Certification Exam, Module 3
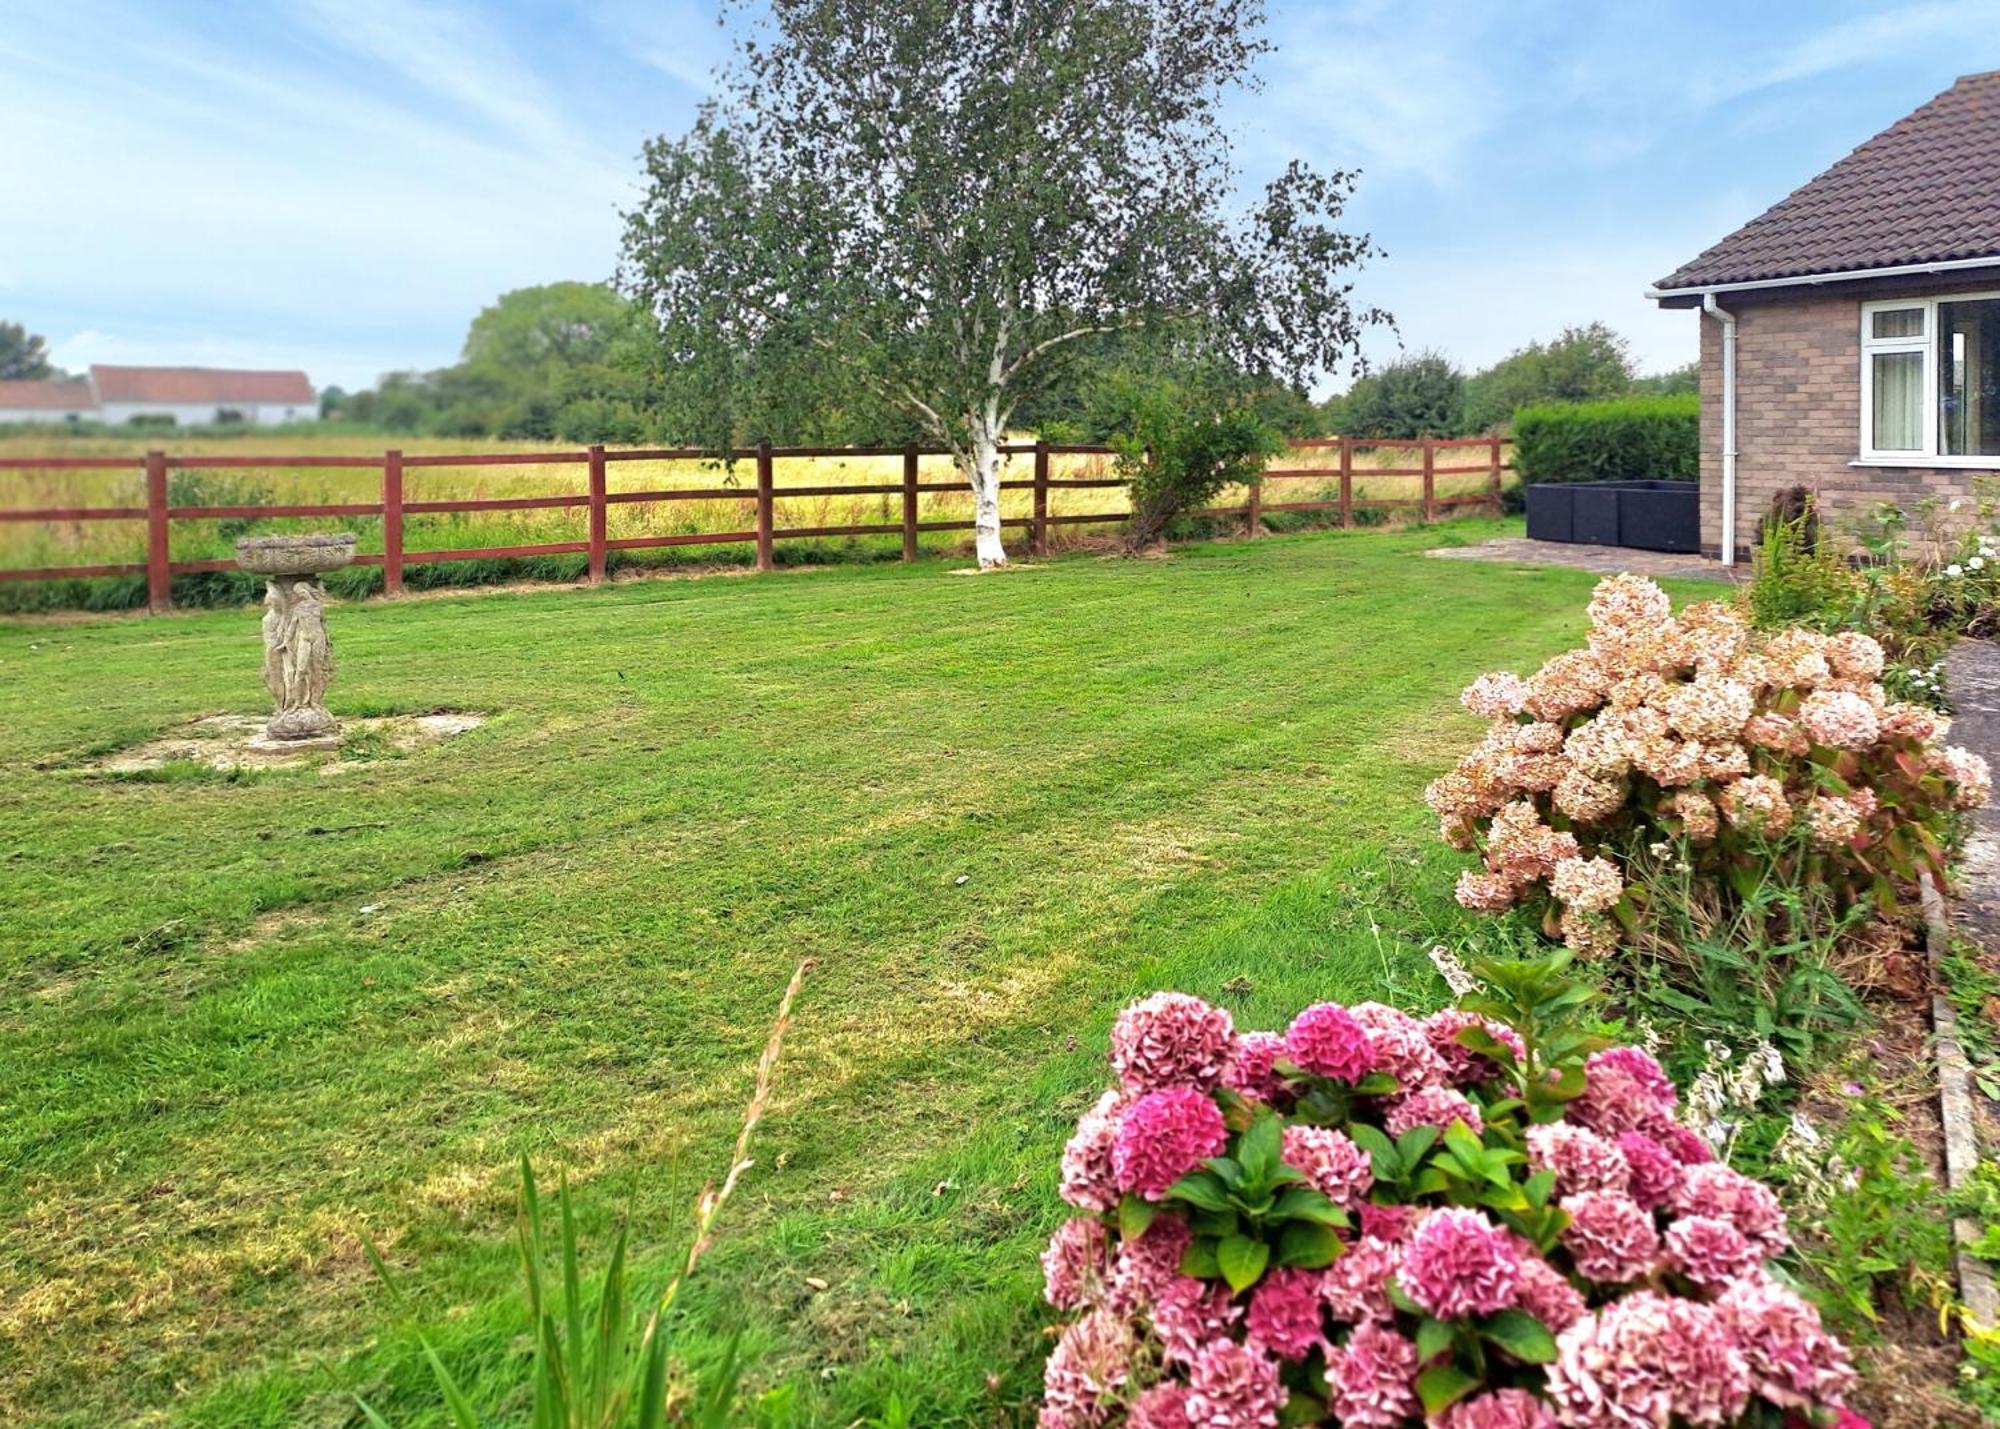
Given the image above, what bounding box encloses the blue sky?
[4,0,1998,396]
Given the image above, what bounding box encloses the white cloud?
[1248,3,1508,187]
[0,0,650,389]
[1699,1,2000,104]
[588,0,730,93]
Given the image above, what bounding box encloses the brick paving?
[1426,537,1741,584]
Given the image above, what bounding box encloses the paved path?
[1948,640,2000,948]
[1427,537,1740,584]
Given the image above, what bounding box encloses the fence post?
[382,448,404,596]
[901,446,920,561]
[1338,436,1354,528]
[1488,435,1504,514]
[145,449,170,612]
[1421,438,1436,523]
[1246,472,1262,536]
[755,440,775,572]
[1032,441,1050,557]
[587,444,608,585]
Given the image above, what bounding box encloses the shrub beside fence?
[0,435,1510,613]
[1511,394,1698,486]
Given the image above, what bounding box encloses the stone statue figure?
[261,576,338,739]
[235,534,356,744]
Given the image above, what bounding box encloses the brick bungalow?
[1650,70,2000,564]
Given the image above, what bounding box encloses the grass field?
[0,521,1675,1427]
[0,431,1511,609]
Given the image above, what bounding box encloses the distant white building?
[0,365,318,427]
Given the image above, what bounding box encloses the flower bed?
[1424,574,1988,962]
[1038,975,1858,1428]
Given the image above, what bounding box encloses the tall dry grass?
[0,431,1509,605]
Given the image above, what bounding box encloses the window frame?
[1858,291,2000,467]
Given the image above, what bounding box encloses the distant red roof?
[1655,70,2000,292]
[0,378,95,411]
[89,365,316,405]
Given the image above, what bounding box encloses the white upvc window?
[1860,292,2000,465]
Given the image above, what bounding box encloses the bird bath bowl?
[234,533,357,577]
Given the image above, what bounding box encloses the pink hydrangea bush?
[1038,980,1858,1428]
[1427,573,1989,958]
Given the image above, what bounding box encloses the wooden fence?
[0,435,1510,612]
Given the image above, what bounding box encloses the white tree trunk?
[967,413,1008,569]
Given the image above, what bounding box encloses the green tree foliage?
[1084,368,1285,550]
[1323,350,1465,438]
[1461,322,1635,434]
[620,0,1384,566]
[332,284,662,442]
[0,321,59,380]
[1631,360,1700,397]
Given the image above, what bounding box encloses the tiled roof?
[0,378,95,411]
[1654,71,2000,292]
[89,365,316,404]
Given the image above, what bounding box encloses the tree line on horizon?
[309,290,1691,447]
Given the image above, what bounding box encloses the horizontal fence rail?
[0,436,1511,612]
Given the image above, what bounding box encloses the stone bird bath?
[235,533,355,747]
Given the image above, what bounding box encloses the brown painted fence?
[0,435,1510,612]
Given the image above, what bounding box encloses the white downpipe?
[1704,293,1738,567]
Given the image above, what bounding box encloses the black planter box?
[1525,480,1698,554]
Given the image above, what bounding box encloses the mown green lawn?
[0,522,1707,1426]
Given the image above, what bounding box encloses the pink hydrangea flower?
[1547,1293,1750,1429]
[1675,1162,1790,1257]
[1185,1339,1286,1429]
[1514,1254,1587,1332]
[1712,1275,1857,1410]
[1463,671,1531,718]
[1560,1191,1659,1284]
[1039,1308,1135,1429]
[1665,1214,1761,1288]
[1112,992,1237,1094]
[1348,1002,1446,1088]
[1152,1275,1241,1366]
[1041,1217,1110,1309]
[1384,1086,1483,1138]
[1526,1122,1631,1197]
[1283,1002,1378,1082]
[1322,1237,1401,1325]
[1654,1122,1716,1166]
[1570,1046,1677,1135]
[1246,1266,1327,1361]
[1060,1090,1128,1212]
[1223,1030,1290,1105]
[1127,1383,1195,1429]
[1401,1208,1520,1318]
[1325,1320,1420,1428]
[1113,1088,1227,1201]
[1109,1215,1193,1313]
[1424,1008,1525,1085]
[1280,1125,1373,1208]
[1357,1202,1415,1244]
[1436,1388,1560,1429]
[1616,1131,1686,1210]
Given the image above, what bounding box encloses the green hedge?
[1511,393,1698,485]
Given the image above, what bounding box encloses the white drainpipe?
[1703,293,1738,566]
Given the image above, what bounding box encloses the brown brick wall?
[1697,277,2000,558]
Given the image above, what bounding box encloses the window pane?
[1872,308,1925,339]
[1940,298,2000,457]
[1872,351,1923,450]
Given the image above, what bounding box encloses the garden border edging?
[1921,874,1998,1331]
